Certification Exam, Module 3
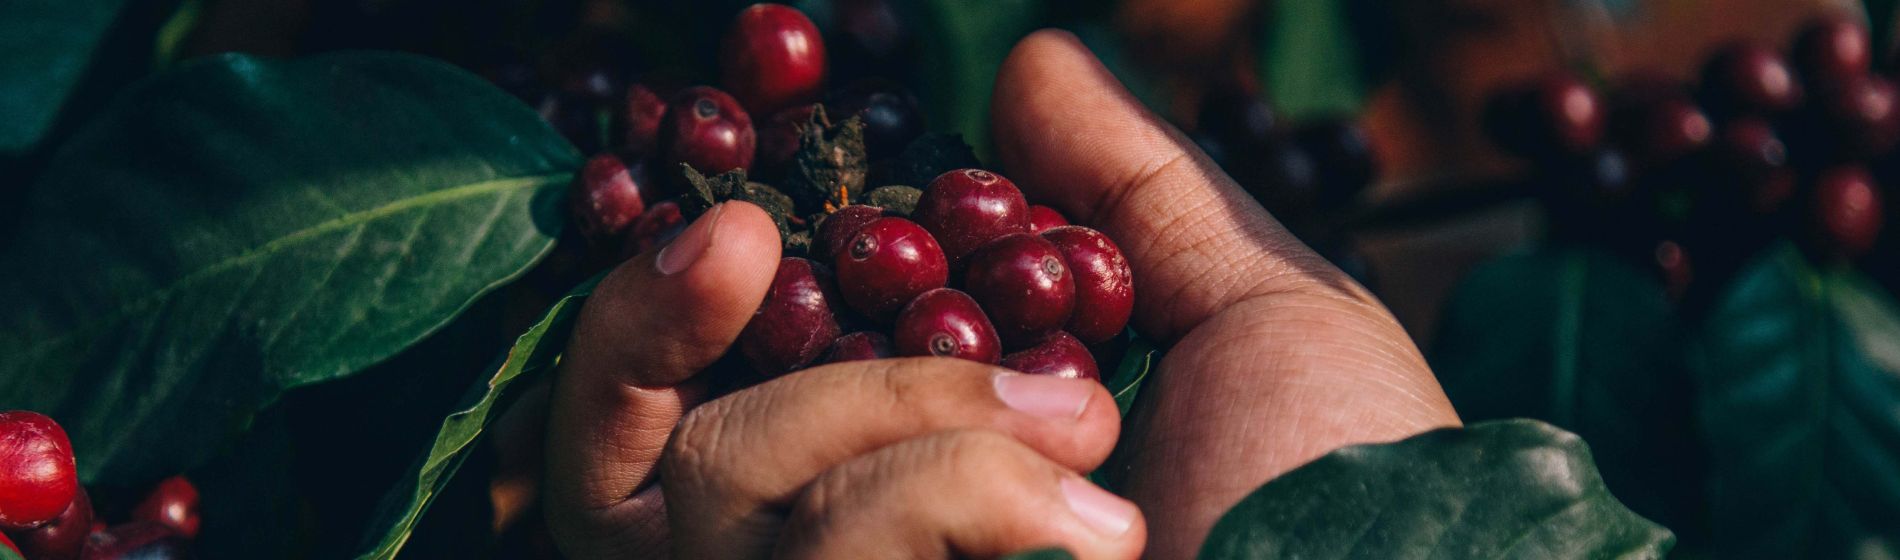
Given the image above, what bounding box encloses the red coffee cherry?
[834,217,949,322]
[1699,43,1803,118]
[1483,73,1605,162]
[0,411,79,530]
[1027,205,1069,233]
[815,205,891,263]
[1815,73,1900,160]
[1000,332,1100,381]
[894,288,1002,363]
[663,86,757,175]
[13,486,92,560]
[132,476,200,540]
[914,169,1030,266]
[1608,92,1712,166]
[963,233,1076,348]
[622,200,686,259]
[1811,166,1884,259]
[570,153,651,244]
[622,83,669,155]
[720,3,827,115]
[1712,117,1796,215]
[1792,15,1871,88]
[1040,226,1134,344]
[820,331,894,365]
[739,258,846,376]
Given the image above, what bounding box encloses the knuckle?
[661,399,731,491]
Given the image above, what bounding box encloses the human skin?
[534,29,1460,560]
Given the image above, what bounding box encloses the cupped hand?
[542,202,1143,559]
[990,30,1461,558]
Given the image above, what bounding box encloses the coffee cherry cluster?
[1188,84,1379,271]
[0,411,202,560]
[737,168,1134,381]
[1482,13,1890,298]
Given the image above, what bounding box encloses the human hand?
[988,30,1461,559]
[540,202,1145,559]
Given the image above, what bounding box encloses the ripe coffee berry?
[570,153,651,244]
[0,411,79,530]
[1040,226,1134,344]
[622,200,685,258]
[834,217,949,321]
[739,258,845,375]
[1609,93,1712,166]
[1000,332,1100,381]
[1814,73,1900,160]
[622,83,669,154]
[914,169,1030,265]
[663,86,757,175]
[1028,205,1068,233]
[827,79,924,159]
[894,288,1001,363]
[132,476,200,540]
[1811,166,1884,259]
[1792,15,1871,88]
[754,105,817,176]
[1699,43,1802,118]
[13,486,91,560]
[820,331,893,365]
[1712,117,1796,214]
[1483,74,1604,162]
[721,4,827,115]
[963,233,1076,347]
[815,205,890,263]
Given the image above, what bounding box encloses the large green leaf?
[1199,419,1674,559]
[1258,0,1368,120]
[1432,247,1704,535]
[1690,244,1900,558]
[0,0,134,155]
[1105,332,1157,416]
[0,51,580,486]
[355,279,593,559]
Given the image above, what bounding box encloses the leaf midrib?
[14,172,572,370]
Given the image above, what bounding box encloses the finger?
[662,359,1121,559]
[991,31,1461,559]
[543,201,782,558]
[991,29,1364,344]
[776,430,1144,560]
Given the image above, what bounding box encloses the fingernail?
[656,204,724,275]
[992,373,1092,419]
[1061,476,1137,537]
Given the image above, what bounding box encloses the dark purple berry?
[1040,226,1134,344]
[1792,15,1871,87]
[11,487,90,560]
[622,200,685,258]
[894,288,1001,363]
[80,522,189,560]
[1712,117,1795,214]
[816,205,890,263]
[1197,85,1276,152]
[820,331,893,365]
[663,86,756,175]
[834,217,949,321]
[1699,43,1802,118]
[570,153,651,245]
[720,3,827,115]
[1293,119,1378,209]
[739,258,845,375]
[1000,332,1100,381]
[1811,166,1884,259]
[1028,205,1069,233]
[914,169,1030,265]
[1483,74,1605,161]
[1609,92,1712,166]
[132,476,199,540]
[1814,73,1900,159]
[754,105,816,177]
[622,83,669,155]
[827,79,924,159]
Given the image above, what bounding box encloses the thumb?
[544,201,782,557]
